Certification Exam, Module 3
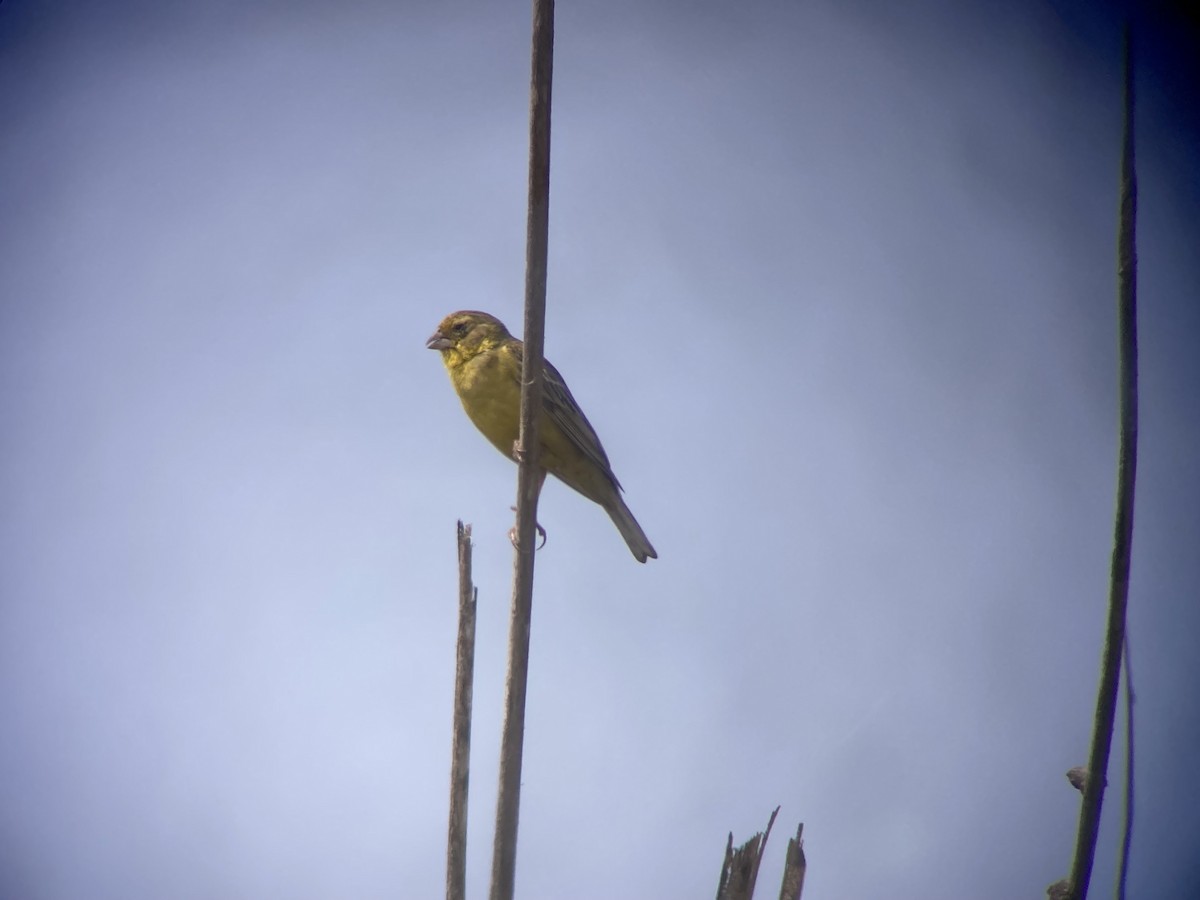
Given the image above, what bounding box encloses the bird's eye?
[453,322,467,334]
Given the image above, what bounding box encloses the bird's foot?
[508,507,547,551]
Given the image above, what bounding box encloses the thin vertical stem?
[1116,635,1135,900]
[715,808,779,900]
[1067,24,1138,900]
[778,822,807,900]
[446,522,477,900]
[489,1,555,899]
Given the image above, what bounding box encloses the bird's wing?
[508,341,622,491]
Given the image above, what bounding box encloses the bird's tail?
[606,495,657,563]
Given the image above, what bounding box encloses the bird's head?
[426,311,512,367]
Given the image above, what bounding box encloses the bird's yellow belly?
[453,352,605,502]
[456,352,523,458]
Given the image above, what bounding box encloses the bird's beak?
[426,330,453,351]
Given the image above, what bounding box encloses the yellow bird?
[427,311,657,562]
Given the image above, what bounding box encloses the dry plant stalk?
[778,822,807,900]
[446,522,477,900]
[1065,23,1139,900]
[489,2,555,899]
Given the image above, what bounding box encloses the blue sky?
[2,1,1197,897]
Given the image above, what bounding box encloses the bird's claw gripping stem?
[508,507,547,551]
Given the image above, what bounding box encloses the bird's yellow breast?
[446,344,524,458]
[442,343,607,501]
